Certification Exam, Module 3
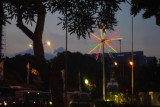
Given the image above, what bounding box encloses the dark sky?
[5,2,160,59]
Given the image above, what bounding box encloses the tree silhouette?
[131,0,160,26]
[3,0,125,106]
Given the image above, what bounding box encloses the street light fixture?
[129,61,133,66]
[114,61,118,66]
[85,79,89,85]
[28,41,51,48]
[131,16,134,97]
[46,41,51,46]
[29,44,33,48]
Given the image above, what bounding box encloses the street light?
[114,61,118,66]
[29,44,33,48]
[84,79,89,85]
[46,41,51,46]
[129,61,133,66]
[28,41,51,48]
[131,16,134,97]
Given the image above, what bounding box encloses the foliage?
[115,57,160,93]
[131,0,160,19]
[3,0,125,39]
[1,54,45,90]
[33,76,44,90]
[2,1,125,106]
[50,52,100,86]
[50,51,103,97]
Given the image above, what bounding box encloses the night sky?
[5,2,160,59]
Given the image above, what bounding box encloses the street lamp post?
[102,43,105,101]
[118,40,122,77]
[131,16,134,97]
[119,40,121,55]
[65,0,68,107]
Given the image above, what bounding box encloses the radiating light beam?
[106,30,119,39]
[90,32,101,40]
[87,26,122,60]
[96,43,102,60]
[88,43,101,54]
[105,42,117,53]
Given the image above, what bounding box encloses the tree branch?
[22,0,33,10]
[33,0,46,40]
[16,0,34,40]
[16,11,34,40]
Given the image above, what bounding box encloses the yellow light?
[114,62,118,66]
[29,44,32,48]
[49,101,53,105]
[46,41,51,46]
[105,99,111,102]
[114,94,118,97]
[85,79,89,85]
[4,101,7,106]
[37,93,40,95]
[90,32,101,40]
[96,43,102,60]
[129,61,133,66]
[88,43,101,54]
[108,38,123,41]
[105,42,117,53]
[33,101,36,104]
[13,101,15,104]
[28,91,30,94]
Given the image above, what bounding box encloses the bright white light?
[4,101,7,106]
[49,101,52,105]
[85,79,89,84]
[129,61,133,66]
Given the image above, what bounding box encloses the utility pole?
[131,16,134,97]
[102,42,105,101]
[65,0,68,107]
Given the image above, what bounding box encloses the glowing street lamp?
[129,61,133,66]
[28,41,51,48]
[114,61,118,66]
[84,79,89,85]
[129,60,134,98]
[46,41,51,46]
[29,44,33,48]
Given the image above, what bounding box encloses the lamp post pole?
[65,0,68,107]
[119,40,122,77]
[102,42,105,101]
[119,40,121,55]
[131,16,134,97]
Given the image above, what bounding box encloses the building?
[90,51,154,66]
